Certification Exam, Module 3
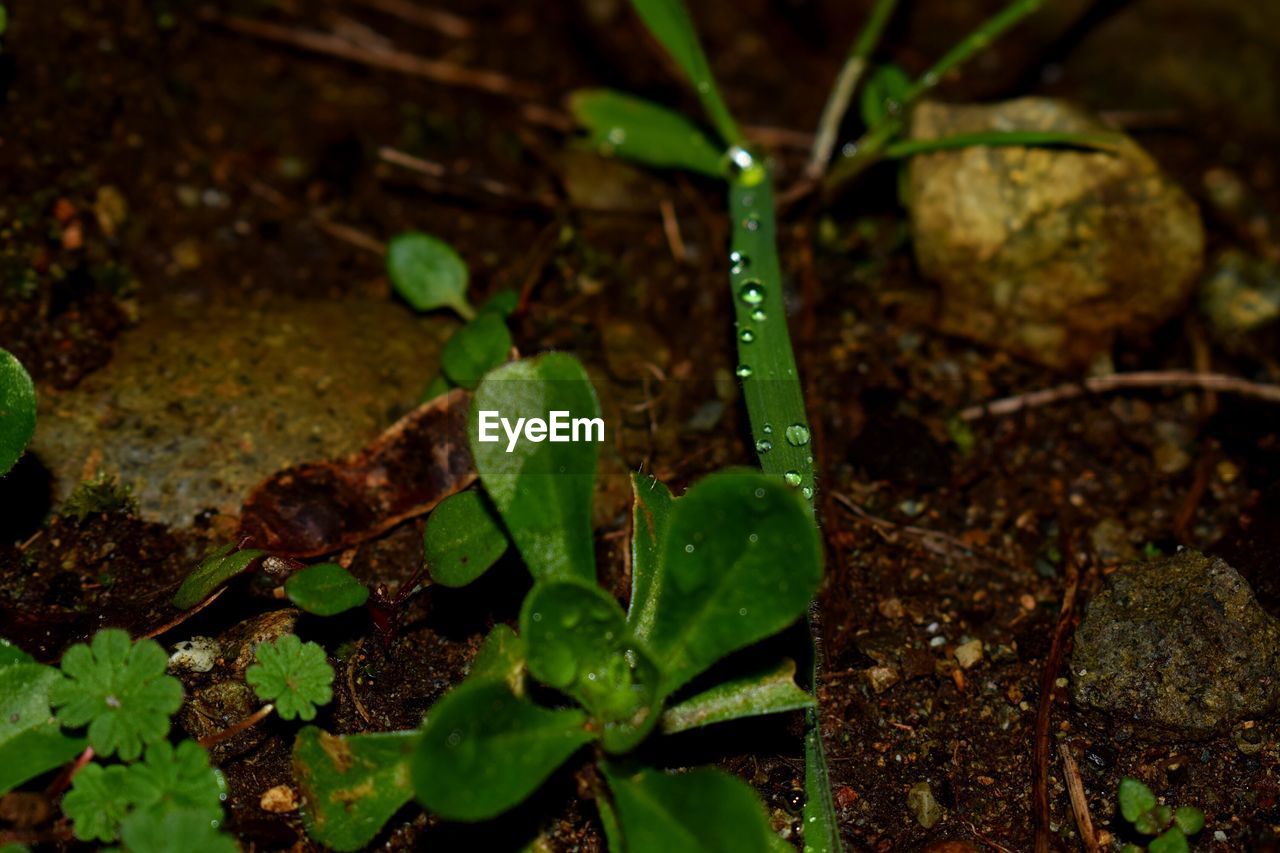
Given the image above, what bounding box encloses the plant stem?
[197,703,275,749]
[728,174,814,501]
[804,0,900,180]
[824,0,1046,196]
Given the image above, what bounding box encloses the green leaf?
[1136,804,1173,836]
[63,763,133,842]
[521,581,661,752]
[469,353,601,583]
[0,637,34,666]
[441,312,513,390]
[293,726,417,851]
[858,63,910,128]
[419,373,454,403]
[49,629,183,760]
[245,635,334,721]
[423,489,510,587]
[644,470,822,694]
[660,658,813,734]
[1120,775,1159,822]
[0,347,36,476]
[883,129,1126,159]
[118,806,237,853]
[569,89,725,177]
[596,787,624,853]
[627,473,673,639]
[468,624,527,693]
[173,543,265,610]
[627,0,742,145]
[1149,826,1191,853]
[387,232,474,319]
[412,680,593,821]
[0,662,85,793]
[604,765,778,853]
[479,288,519,317]
[1174,805,1205,835]
[285,562,370,616]
[124,740,227,826]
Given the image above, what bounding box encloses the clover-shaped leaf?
[49,629,183,760]
[245,634,334,721]
[63,763,133,842]
[124,740,227,825]
[118,806,237,853]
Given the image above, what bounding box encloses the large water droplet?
[738,280,765,306]
[755,438,772,453]
[785,423,811,446]
[735,364,753,378]
[740,329,755,343]
[783,470,802,487]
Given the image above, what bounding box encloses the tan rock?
[260,784,298,813]
[907,97,1204,368]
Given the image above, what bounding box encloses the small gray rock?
[907,97,1204,369]
[907,781,945,829]
[1071,550,1280,736]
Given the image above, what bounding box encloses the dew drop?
[755,439,772,453]
[802,485,814,500]
[607,127,626,145]
[742,215,760,232]
[531,612,543,622]
[763,423,773,435]
[740,329,755,343]
[784,471,802,487]
[754,488,766,498]
[738,280,765,306]
[729,251,750,275]
[785,423,811,446]
[751,308,767,322]
[684,543,695,553]
[738,607,748,616]
[735,364,753,378]
[749,532,759,543]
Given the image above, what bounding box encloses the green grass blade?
[884,129,1126,158]
[570,89,727,177]
[628,0,744,146]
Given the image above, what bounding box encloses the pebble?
[907,782,945,829]
[954,639,983,669]
[259,785,297,813]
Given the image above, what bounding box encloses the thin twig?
[379,146,560,209]
[207,13,537,99]
[1059,742,1101,853]
[145,587,227,639]
[831,491,1013,569]
[349,0,473,38]
[197,704,275,749]
[804,0,899,180]
[659,199,688,263]
[960,371,1280,421]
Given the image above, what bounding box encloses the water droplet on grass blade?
[785,424,811,446]
[751,308,767,322]
[738,280,765,306]
[740,329,755,343]
[755,439,772,453]
[735,364,753,378]
[784,471,802,487]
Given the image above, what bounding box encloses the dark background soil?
[4,0,1280,850]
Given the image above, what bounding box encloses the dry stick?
[1032,543,1084,853]
[658,199,688,263]
[804,0,899,180]
[379,146,560,210]
[209,14,537,99]
[1058,742,1101,853]
[144,587,227,639]
[349,0,473,38]
[960,371,1280,421]
[197,703,275,750]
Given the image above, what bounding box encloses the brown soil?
[4,1,1280,851]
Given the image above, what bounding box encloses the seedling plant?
[1117,777,1205,853]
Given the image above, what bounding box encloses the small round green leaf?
[387,232,473,318]
[1173,805,1205,835]
[173,544,265,610]
[245,635,334,721]
[412,680,593,821]
[63,763,133,842]
[423,490,509,587]
[0,347,36,476]
[118,806,237,853]
[859,63,911,129]
[1119,775,1159,823]
[441,312,512,389]
[1148,826,1191,853]
[285,563,370,616]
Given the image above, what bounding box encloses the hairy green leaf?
[569,89,725,177]
[0,347,36,476]
[1149,827,1190,853]
[0,638,34,666]
[521,581,661,752]
[0,662,85,793]
[293,726,417,851]
[423,489,509,587]
[469,354,600,583]
[124,740,227,826]
[387,232,474,319]
[441,312,512,390]
[118,806,237,853]
[644,470,822,694]
[412,680,593,821]
[285,562,370,616]
[604,765,778,852]
[627,472,673,639]
[660,659,812,734]
[63,763,133,842]
[173,544,265,610]
[50,629,183,760]
[627,0,741,144]
[1174,805,1205,835]
[245,635,334,721]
